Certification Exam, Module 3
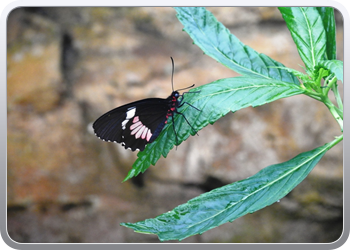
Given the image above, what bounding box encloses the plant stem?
[332,83,343,111]
[323,75,342,109]
[327,134,343,150]
[323,97,343,132]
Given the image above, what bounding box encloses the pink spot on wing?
[131,123,142,135]
[130,121,142,130]
[141,127,148,139]
[146,130,152,141]
[135,125,146,139]
[129,118,153,141]
[133,116,139,123]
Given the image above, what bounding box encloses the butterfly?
[93,57,200,151]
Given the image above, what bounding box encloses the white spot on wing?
[122,119,129,129]
[126,107,136,119]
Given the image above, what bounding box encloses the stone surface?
[7,7,343,243]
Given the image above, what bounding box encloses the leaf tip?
[123,168,137,182]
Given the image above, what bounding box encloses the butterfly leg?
[178,92,201,111]
[171,114,179,148]
[174,110,199,136]
[178,101,201,111]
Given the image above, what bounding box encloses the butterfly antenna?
[170,57,175,92]
[170,57,196,92]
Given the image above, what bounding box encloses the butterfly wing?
[93,98,170,151]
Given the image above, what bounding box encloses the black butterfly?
[93,57,200,151]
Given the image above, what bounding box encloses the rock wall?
[7,7,343,243]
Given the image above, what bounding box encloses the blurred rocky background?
[7,7,343,243]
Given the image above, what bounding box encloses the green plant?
[120,7,343,241]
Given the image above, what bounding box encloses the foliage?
[121,7,343,241]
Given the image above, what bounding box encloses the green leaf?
[279,7,327,74]
[317,7,337,60]
[121,136,342,241]
[174,7,299,85]
[317,60,343,83]
[123,77,306,181]
[268,66,310,82]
